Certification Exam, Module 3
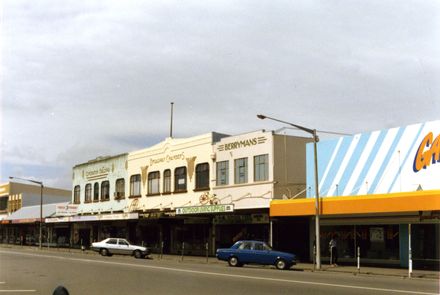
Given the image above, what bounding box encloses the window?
[73,185,80,204]
[118,239,129,246]
[254,154,269,181]
[93,183,99,202]
[163,169,171,193]
[234,158,248,184]
[130,174,141,197]
[85,184,92,203]
[115,178,125,199]
[106,239,117,245]
[195,163,210,190]
[216,161,229,186]
[174,166,187,192]
[148,171,160,195]
[101,181,110,201]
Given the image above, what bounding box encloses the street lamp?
[257,114,322,269]
[9,176,44,250]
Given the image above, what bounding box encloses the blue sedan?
[216,240,296,270]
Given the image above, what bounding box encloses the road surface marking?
[0,290,36,293]
[0,250,437,295]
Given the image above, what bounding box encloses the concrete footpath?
[2,244,439,280]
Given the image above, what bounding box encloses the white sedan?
[91,238,150,259]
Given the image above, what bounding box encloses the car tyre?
[228,256,241,267]
[275,259,287,270]
[134,250,143,259]
[100,248,109,257]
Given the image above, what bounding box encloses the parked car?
[91,238,150,259]
[216,240,296,270]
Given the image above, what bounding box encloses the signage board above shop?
[306,120,440,197]
[176,204,234,215]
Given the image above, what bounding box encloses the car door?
[237,241,253,263]
[105,238,118,254]
[117,239,131,255]
[252,242,274,265]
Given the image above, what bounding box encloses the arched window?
[73,185,80,204]
[115,178,125,199]
[163,169,171,194]
[85,184,92,203]
[148,171,160,195]
[101,181,110,201]
[130,174,141,197]
[174,166,187,192]
[195,163,209,190]
[93,182,99,202]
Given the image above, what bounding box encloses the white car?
[91,238,150,259]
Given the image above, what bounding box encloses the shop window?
[101,181,110,201]
[174,166,187,193]
[254,154,269,182]
[93,182,99,202]
[163,169,171,194]
[73,185,80,204]
[234,158,248,184]
[115,178,125,199]
[216,160,229,186]
[148,171,160,195]
[195,163,210,190]
[85,184,92,203]
[130,174,141,197]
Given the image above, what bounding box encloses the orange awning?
[270,190,440,217]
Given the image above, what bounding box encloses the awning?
[6,202,69,224]
[270,190,440,217]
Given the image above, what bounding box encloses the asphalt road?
[0,248,438,295]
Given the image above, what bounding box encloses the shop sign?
[139,212,164,219]
[46,217,71,223]
[413,132,440,172]
[150,152,186,166]
[85,166,111,180]
[99,213,139,220]
[11,218,40,224]
[176,204,234,215]
[55,205,78,216]
[71,215,99,222]
[217,137,267,152]
[213,214,269,225]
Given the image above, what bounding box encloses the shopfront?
[271,120,440,268]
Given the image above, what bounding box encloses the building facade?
[63,130,311,255]
[271,120,440,268]
[0,182,71,245]
[69,153,133,247]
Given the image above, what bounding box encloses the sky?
[1,0,439,190]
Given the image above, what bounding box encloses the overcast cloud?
[1,0,439,189]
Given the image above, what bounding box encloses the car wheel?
[100,248,109,257]
[228,256,240,267]
[275,259,288,270]
[134,250,143,259]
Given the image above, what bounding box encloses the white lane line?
[0,290,36,293]
[0,250,437,295]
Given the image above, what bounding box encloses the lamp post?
[257,114,321,269]
[9,176,44,250]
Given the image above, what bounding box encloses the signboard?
[176,204,234,215]
[213,214,269,225]
[55,205,78,216]
[307,120,440,197]
[45,217,71,223]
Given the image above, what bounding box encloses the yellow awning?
[270,190,440,217]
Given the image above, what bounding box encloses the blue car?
[216,240,296,270]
